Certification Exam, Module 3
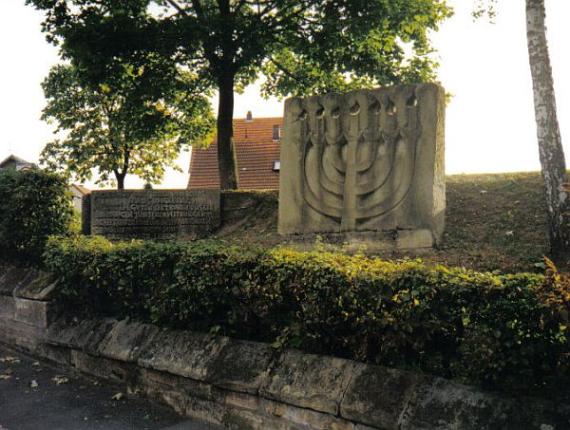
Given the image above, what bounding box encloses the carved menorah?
[279,84,445,248]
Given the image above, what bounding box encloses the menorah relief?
[279,84,446,249]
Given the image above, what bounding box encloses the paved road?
[0,346,220,430]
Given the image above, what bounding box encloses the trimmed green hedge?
[0,169,73,262]
[44,235,569,393]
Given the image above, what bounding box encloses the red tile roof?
[188,117,283,190]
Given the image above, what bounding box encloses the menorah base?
[281,228,435,254]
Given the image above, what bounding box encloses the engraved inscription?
[90,190,221,240]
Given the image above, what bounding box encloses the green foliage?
[0,169,73,262]
[41,62,214,189]
[28,0,452,96]
[28,0,453,189]
[472,0,498,21]
[44,236,569,393]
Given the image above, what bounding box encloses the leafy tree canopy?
[29,0,452,94]
[29,0,452,189]
[41,57,214,189]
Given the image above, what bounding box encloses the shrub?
[43,236,569,393]
[0,169,73,262]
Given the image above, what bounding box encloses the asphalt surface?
[0,346,220,430]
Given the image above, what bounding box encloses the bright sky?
[1,0,569,189]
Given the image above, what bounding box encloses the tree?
[41,60,214,189]
[474,0,569,257]
[28,0,452,190]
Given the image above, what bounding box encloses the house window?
[272,125,281,141]
[273,161,281,171]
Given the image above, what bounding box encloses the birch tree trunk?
[526,0,570,257]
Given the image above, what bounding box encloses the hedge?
[44,235,569,393]
[0,169,73,262]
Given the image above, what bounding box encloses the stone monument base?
[281,229,435,254]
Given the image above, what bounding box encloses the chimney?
[246,110,253,122]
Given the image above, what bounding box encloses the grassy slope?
[213,172,550,273]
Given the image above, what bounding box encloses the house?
[0,154,89,213]
[70,184,90,213]
[188,112,282,190]
[0,155,36,171]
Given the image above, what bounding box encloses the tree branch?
[268,56,307,85]
[164,0,189,16]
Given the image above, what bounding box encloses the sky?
[0,0,569,189]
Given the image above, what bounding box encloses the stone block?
[15,271,58,301]
[139,368,214,401]
[0,315,45,352]
[183,396,227,427]
[0,295,15,319]
[260,349,359,415]
[137,329,229,381]
[400,378,569,430]
[0,266,40,296]
[35,344,72,366]
[340,364,424,430]
[14,298,52,328]
[71,350,137,385]
[208,339,274,394]
[255,396,361,430]
[46,318,115,355]
[138,368,223,422]
[88,189,221,240]
[278,84,446,248]
[97,319,160,363]
[396,229,434,249]
[222,408,267,430]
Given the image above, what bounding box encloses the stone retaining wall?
[0,264,568,429]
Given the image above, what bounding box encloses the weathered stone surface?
[97,319,160,363]
[340,364,424,430]
[3,308,570,430]
[71,350,137,385]
[0,295,15,319]
[0,314,46,351]
[88,189,221,240]
[14,297,53,328]
[0,266,40,296]
[140,368,215,401]
[396,229,434,250]
[278,84,446,248]
[182,396,226,427]
[46,318,116,355]
[261,396,359,430]
[260,349,360,415]
[35,344,72,366]
[401,378,570,430]
[218,392,364,430]
[15,271,58,301]
[137,329,229,381]
[208,339,274,394]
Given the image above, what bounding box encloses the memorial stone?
[278,84,445,249]
[88,190,220,240]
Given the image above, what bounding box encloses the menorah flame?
[279,84,445,242]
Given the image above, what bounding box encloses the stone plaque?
[89,190,220,240]
[278,84,445,248]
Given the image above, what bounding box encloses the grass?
[433,172,548,273]
[212,172,553,274]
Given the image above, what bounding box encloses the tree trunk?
[115,172,126,190]
[217,72,238,190]
[526,0,570,257]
